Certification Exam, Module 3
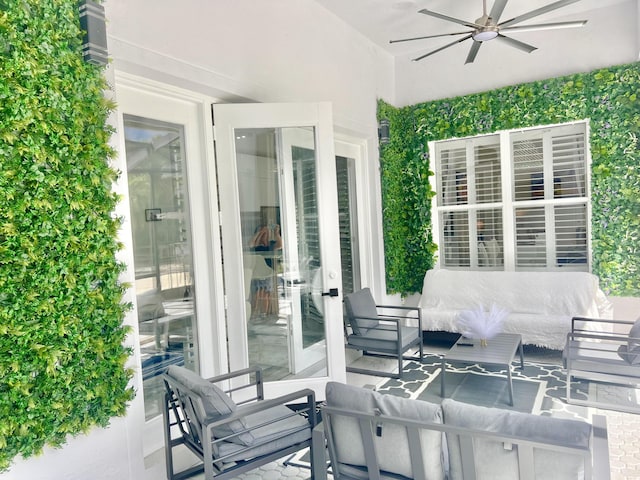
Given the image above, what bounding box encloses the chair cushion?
[218,404,311,462]
[345,288,380,334]
[166,366,253,445]
[442,399,591,480]
[325,381,444,480]
[347,326,420,353]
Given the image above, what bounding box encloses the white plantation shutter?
[436,136,502,268]
[434,122,590,272]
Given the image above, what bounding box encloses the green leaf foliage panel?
[379,62,640,297]
[0,0,133,470]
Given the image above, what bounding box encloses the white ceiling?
[315,0,639,103]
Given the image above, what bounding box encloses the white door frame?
[114,73,227,455]
[213,102,347,400]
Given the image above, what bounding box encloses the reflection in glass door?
[123,115,198,420]
[236,127,326,380]
[214,102,346,398]
[336,155,361,297]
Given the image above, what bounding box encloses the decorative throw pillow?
[618,317,640,364]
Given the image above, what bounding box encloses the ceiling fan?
[390,0,587,64]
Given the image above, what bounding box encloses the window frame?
[430,120,592,272]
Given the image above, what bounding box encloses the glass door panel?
[214,102,346,399]
[336,155,361,296]
[123,115,198,420]
[236,128,325,379]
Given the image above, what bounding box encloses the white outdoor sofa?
[418,269,613,350]
[312,381,610,480]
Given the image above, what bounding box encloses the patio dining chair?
[343,288,423,379]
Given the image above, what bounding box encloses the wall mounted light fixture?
[78,0,108,66]
[378,118,390,145]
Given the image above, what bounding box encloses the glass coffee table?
[440,333,524,406]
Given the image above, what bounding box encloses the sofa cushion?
[325,381,444,480]
[166,366,253,445]
[418,269,613,350]
[441,399,591,480]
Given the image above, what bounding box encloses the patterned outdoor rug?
[377,355,591,421]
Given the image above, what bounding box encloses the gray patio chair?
[343,288,423,379]
[162,365,316,480]
[564,316,640,413]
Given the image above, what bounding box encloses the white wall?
[1,2,394,479]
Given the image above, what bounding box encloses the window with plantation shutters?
[433,122,590,272]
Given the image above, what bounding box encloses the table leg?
[440,358,446,398]
[518,340,524,369]
[507,365,514,406]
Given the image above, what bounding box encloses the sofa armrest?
[312,422,328,480]
[592,414,610,480]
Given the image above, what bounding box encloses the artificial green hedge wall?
[0,0,133,470]
[379,62,640,297]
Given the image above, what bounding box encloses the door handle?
[321,288,339,297]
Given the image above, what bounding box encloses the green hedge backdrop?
[379,62,640,297]
[0,0,133,470]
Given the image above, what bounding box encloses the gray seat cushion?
[618,318,640,364]
[347,325,420,352]
[166,366,253,445]
[218,404,311,462]
[441,399,591,480]
[566,340,640,377]
[325,381,444,480]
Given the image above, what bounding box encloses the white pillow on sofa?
[325,382,444,480]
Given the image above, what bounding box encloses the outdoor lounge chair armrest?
[375,304,420,313]
[566,331,630,343]
[591,414,610,480]
[351,315,401,324]
[571,316,635,333]
[204,365,262,383]
[203,366,265,403]
[202,388,316,430]
[311,422,328,480]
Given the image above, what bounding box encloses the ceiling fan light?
[473,29,499,41]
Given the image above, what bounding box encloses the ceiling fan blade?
[412,34,473,62]
[495,34,538,53]
[489,0,509,23]
[390,30,473,44]
[465,41,482,64]
[418,8,482,29]
[500,20,587,34]
[499,0,581,28]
